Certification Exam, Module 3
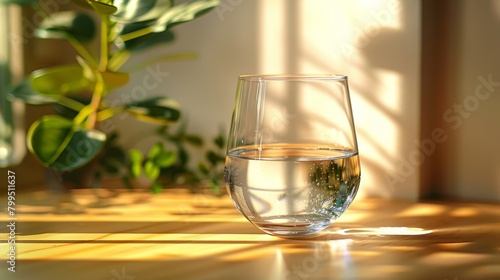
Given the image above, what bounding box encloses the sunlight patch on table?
[419,252,489,266]
[396,204,447,217]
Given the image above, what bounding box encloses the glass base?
[250,215,332,238]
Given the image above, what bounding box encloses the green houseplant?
[3,0,220,189]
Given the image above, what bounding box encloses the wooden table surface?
[1,188,499,280]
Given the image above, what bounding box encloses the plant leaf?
[27,116,73,164]
[53,128,106,171]
[152,0,220,33]
[27,115,106,171]
[0,0,38,6]
[154,150,176,168]
[112,0,173,23]
[9,79,58,105]
[145,142,175,168]
[88,0,117,15]
[213,134,225,149]
[76,55,129,91]
[128,149,143,178]
[34,11,96,43]
[147,142,163,159]
[100,71,130,89]
[130,162,142,178]
[177,145,189,166]
[129,148,143,163]
[70,0,93,10]
[30,64,91,96]
[206,150,224,166]
[0,0,37,5]
[124,97,181,124]
[197,163,209,175]
[185,135,204,147]
[144,160,160,179]
[72,0,117,15]
[117,0,218,44]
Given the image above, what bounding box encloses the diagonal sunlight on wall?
[257,0,421,200]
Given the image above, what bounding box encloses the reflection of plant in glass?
[4,0,219,173]
[309,155,361,215]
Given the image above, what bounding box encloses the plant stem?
[73,105,94,126]
[119,25,156,42]
[99,15,109,72]
[97,106,124,121]
[108,50,131,71]
[69,38,97,68]
[86,74,105,130]
[57,96,86,112]
[86,15,110,130]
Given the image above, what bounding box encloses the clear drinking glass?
[224,74,361,238]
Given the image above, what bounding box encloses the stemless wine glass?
[224,74,361,238]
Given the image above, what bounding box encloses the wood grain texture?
[1,189,499,280]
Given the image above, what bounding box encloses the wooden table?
[1,188,499,280]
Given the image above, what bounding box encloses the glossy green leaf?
[53,128,107,171]
[27,116,73,164]
[9,80,58,105]
[117,0,218,44]
[27,115,106,171]
[124,97,181,124]
[152,0,220,33]
[30,64,90,96]
[112,0,173,23]
[34,11,96,43]
[72,0,117,15]
[0,0,37,5]
[89,0,117,15]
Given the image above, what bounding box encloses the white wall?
[112,0,422,200]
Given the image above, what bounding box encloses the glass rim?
[238,74,347,81]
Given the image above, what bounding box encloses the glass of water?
[224,74,361,238]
